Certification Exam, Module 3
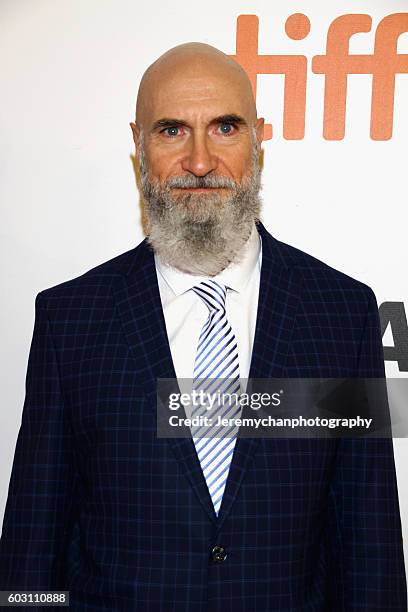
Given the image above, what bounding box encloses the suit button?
[211,545,227,563]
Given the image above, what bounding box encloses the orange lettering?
[230,14,310,140]
[312,13,408,140]
[231,13,408,140]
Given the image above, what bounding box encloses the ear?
[255,117,264,150]
[130,122,141,158]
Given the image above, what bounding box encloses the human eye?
[160,125,184,138]
[217,122,237,136]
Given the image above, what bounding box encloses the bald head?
[135,42,258,129]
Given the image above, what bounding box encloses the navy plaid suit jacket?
[0,220,406,611]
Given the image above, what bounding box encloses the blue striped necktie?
[190,279,242,516]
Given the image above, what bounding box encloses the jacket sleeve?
[326,287,407,610]
[0,292,79,592]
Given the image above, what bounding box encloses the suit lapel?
[111,240,218,522]
[111,222,304,526]
[215,221,304,528]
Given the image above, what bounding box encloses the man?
[0,42,406,611]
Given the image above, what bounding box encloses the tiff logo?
[230,13,408,140]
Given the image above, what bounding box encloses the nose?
[181,132,218,176]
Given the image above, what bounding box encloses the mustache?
[163,174,238,190]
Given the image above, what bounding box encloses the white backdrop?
[1,0,407,563]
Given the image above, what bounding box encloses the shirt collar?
[154,221,261,296]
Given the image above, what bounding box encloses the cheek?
[146,150,181,182]
[221,149,253,181]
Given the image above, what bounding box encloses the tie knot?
[192,280,227,312]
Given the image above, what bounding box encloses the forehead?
[143,69,253,127]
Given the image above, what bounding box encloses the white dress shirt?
[154,222,262,395]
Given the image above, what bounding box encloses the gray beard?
[138,136,263,276]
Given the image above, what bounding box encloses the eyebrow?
[150,114,248,133]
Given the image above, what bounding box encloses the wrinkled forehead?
[137,56,257,130]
